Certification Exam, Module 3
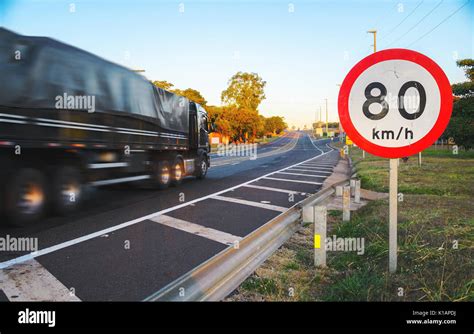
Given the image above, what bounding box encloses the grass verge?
[226,145,473,301]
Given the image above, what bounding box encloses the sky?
[1,0,473,128]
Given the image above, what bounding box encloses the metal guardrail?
[145,151,352,302]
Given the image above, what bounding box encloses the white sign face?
[348,60,440,148]
[338,49,452,158]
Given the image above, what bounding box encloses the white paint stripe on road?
[150,215,241,246]
[263,177,322,185]
[299,163,335,167]
[212,195,287,212]
[291,166,332,172]
[0,134,333,270]
[242,184,302,194]
[276,172,328,178]
[0,259,81,301]
[288,168,332,174]
[298,164,333,170]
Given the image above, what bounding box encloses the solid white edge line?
[0,134,333,269]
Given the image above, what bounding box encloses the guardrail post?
[302,205,314,224]
[350,179,356,197]
[313,205,327,267]
[343,186,350,221]
[354,179,361,204]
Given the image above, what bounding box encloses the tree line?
[444,59,473,150]
[152,72,287,143]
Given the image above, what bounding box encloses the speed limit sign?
[338,48,452,158]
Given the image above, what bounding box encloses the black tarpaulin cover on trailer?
[0,28,189,134]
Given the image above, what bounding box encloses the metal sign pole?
[389,158,398,273]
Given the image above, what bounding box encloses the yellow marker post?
[314,234,321,249]
[313,206,327,267]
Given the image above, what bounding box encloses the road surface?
[0,132,340,301]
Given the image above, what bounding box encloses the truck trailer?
[0,28,211,225]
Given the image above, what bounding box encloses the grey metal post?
[389,158,398,273]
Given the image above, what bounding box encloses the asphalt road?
[0,132,340,301]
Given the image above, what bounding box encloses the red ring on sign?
[338,48,453,158]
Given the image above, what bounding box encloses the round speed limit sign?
[338,49,453,158]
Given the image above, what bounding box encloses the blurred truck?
[0,28,211,225]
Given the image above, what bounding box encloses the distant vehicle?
[0,28,212,225]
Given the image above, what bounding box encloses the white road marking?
[287,168,332,174]
[150,215,241,246]
[291,166,332,172]
[299,163,335,167]
[276,172,327,178]
[297,165,333,170]
[0,259,81,301]
[242,184,302,194]
[212,195,287,212]
[263,177,322,185]
[0,135,333,270]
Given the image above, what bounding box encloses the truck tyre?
[154,160,171,189]
[5,168,47,226]
[195,154,208,180]
[51,166,83,216]
[170,158,184,187]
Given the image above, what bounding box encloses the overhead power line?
[386,0,444,48]
[380,0,424,41]
[407,0,471,47]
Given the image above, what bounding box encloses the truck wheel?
[5,168,47,226]
[195,155,208,180]
[155,160,171,189]
[170,158,184,186]
[51,166,83,216]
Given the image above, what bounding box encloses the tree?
[226,107,261,142]
[221,72,266,111]
[207,105,232,138]
[265,116,287,135]
[444,59,474,150]
[152,80,174,91]
[174,88,207,106]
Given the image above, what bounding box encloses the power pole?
[325,98,329,136]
